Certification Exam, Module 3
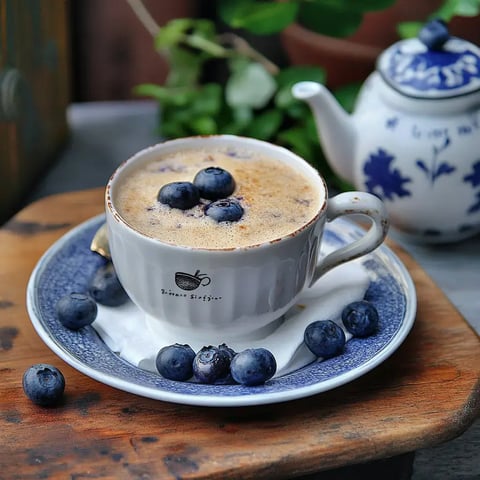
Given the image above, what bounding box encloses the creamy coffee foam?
[115,147,322,249]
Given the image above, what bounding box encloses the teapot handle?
[310,192,389,286]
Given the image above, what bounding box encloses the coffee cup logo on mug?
[105,135,389,344]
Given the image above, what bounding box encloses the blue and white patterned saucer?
[26,215,416,407]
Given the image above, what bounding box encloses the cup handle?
[310,191,389,286]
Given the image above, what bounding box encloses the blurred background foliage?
[131,0,480,190]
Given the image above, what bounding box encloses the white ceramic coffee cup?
[105,135,389,342]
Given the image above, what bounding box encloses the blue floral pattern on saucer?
[27,216,416,407]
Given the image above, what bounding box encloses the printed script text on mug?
[160,289,222,303]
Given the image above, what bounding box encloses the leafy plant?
[130,0,480,190]
[132,15,358,188]
[216,0,480,38]
[218,0,396,37]
[134,15,340,185]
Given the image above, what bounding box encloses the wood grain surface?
[0,188,479,480]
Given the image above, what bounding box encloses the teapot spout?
[292,82,356,185]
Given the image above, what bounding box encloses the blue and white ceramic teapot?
[293,20,480,243]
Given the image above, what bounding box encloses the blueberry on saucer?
[304,320,346,358]
[230,348,277,386]
[156,344,196,382]
[341,300,379,338]
[89,262,129,307]
[193,345,232,384]
[56,292,98,330]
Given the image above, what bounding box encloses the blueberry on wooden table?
[341,300,379,338]
[158,181,200,210]
[193,167,236,200]
[23,364,65,406]
[193,345,232,384]
[56,292,98,330]
[89,262,129,306]
[155,344,196,381]
[205,198,244,222]
[304,320,346,358]
[230,348,277,386]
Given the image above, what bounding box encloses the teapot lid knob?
[418,19,449,51]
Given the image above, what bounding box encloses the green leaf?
[277,122,341,187]
[284,102,310,120]
[190,116,218,135]
[305,0,395,13]
[133,84,169,101]
[226,62,276,109]
[232,105,253,124]
[185,19,228,57]
[167,107,196,125]
[156,18,227,59]
[189,18,218,39]
[275,88,296,110]
[277,126,315,162]
[133,84,194,106]
[228,56,251,74]
[434,0,480,19]
[219,0,299,34]
[190,84,223,116]
[275,66,326,109]
[333,82,362,113]
[297,3,365,37]
[219,106,253,135]
[397,21,423,39]
[244,109,283,140]
[454,0,480,16]
[165,47,204,87]
[276,66,326,88]
[219,122,246,135]
[160,115,189,138]
[217,0,255,25]
[155,19,194,50]
[351,0,396,11]
[305,114,321,144]
[185,34,228,57]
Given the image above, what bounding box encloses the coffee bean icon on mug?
[175,270,212,291]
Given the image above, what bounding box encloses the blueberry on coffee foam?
[205,198,244,223]
[193,166,236,200]
[157,165,244,222]
[158,181,200,210]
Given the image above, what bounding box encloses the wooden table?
[1,188,479,480]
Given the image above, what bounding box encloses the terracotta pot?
[281,23,381,89]
[281,1,480,89]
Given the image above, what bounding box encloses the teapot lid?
[377,20,480,99]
